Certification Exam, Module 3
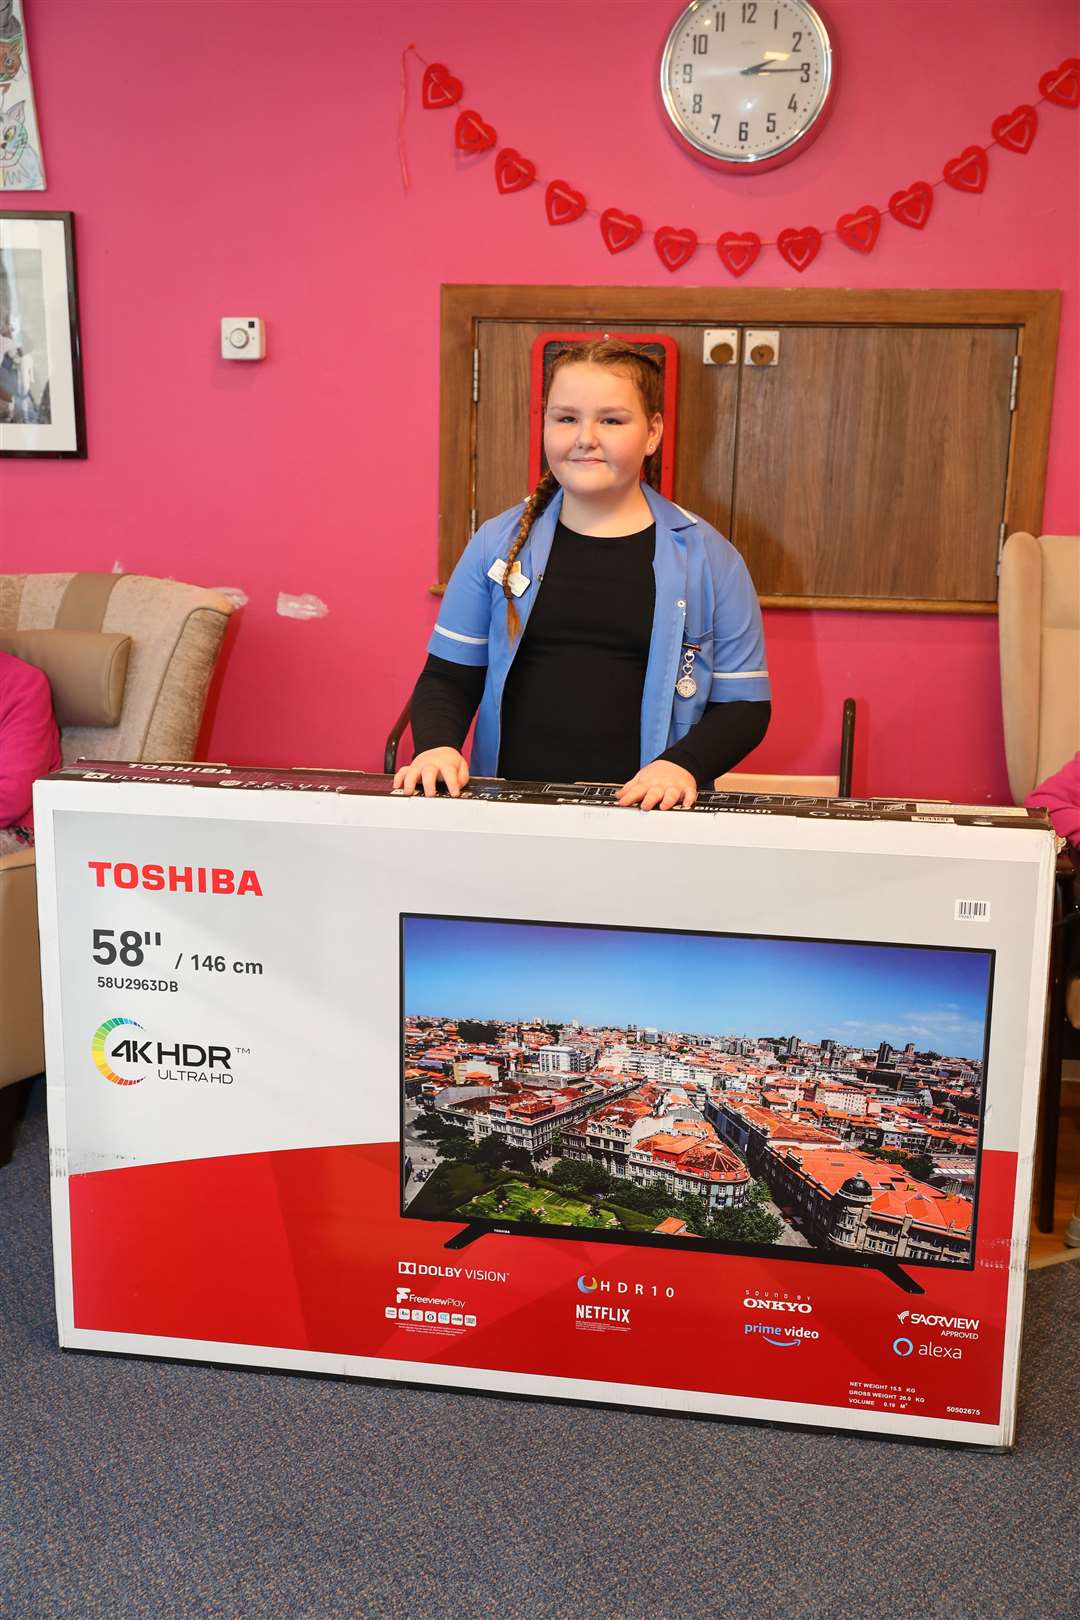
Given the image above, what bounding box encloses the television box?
[35,764,1056,1448]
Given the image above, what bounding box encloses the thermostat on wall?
[221,317,266,360]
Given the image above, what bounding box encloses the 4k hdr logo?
[92,1017,144,1085]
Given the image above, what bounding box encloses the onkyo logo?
[743,1294,813,1315]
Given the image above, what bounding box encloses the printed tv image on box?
[400,915,993,1271]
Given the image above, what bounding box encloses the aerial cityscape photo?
[401,916,993,1266]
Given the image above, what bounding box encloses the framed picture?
[0,210,85,457]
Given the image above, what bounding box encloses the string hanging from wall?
[400,47,1079,276]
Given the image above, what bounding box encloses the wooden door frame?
[438,285,1060,610]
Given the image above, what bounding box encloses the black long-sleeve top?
[410,520,770,785]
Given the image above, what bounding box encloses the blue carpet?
[1,1079,1077,1620]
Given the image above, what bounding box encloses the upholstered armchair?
[0,572,234,1161]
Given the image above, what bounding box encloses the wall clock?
[660,0,835,172]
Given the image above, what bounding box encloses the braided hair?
[501,340,664,640]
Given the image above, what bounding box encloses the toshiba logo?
[87,861,263,896]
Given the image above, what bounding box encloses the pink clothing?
[0,650,63,829]
[1026,751,1080,846]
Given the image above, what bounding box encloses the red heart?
[943,146,989,194]
[836,206,881,254]
[1040,56,1080,109]
[545,179,586,225]
[494,148,536,194]
[716,232,761,277]
[991,104,1037,153]
[776,226,821,273]
[421,62,463,109]
[654,226,698,272]
[888,181,934,230]
[454,110,497,153]
[600,208,643,254]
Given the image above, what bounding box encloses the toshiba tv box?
[35,765,1055,1447]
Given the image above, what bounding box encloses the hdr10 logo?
[576,1274,676,1299]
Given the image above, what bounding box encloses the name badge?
[487,558,530,597]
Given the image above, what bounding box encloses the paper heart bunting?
[836,207,881,254]
[600,208,643,254]
[654,226,698,271]
[545,179,587,225]
[716,232,761,277]
[943,146,989,193]
[495,148,536,194]
[454,110,497,153]
[421,62,463,109]
[1039,57,1080,109]
[888,181,934,230]
[991,104,1037,153]
[776,226,822,273]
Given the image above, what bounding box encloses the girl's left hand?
[617,761,698,811]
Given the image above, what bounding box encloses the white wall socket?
[221,317,266,360]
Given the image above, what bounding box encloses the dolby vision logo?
[576,1275,599,1294]
[92,1017,144,1086]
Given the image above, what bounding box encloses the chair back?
[999,534,1080,803]
[0,572,233,764]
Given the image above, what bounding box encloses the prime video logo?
[744,1323,819,1348]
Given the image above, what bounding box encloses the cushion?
[0,629,132,727]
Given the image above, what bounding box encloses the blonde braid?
[504,468,558,640]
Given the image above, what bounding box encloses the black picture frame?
[0,210,86,458]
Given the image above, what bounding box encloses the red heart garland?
[494,148,536,194]
[654,226,698,272]
[836,206,881,254]
[991,104,1037,153]
[716,232,761,278]
[421,62,463,109]
[1039,56,1080,109]
[943,146,989,194]
[545,179,587,225]
[776,226,822,273]
[888,181,934,230]
[454,110,497,153]
[600,208,643,254]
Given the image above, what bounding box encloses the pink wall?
[4,0,1078,799]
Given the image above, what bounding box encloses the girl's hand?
[617,761,698,811]
[394,748,470,798]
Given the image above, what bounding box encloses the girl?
[395,340,770,810]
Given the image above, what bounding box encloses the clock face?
[660,0,834,170]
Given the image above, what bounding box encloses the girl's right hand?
[393,748,470,798]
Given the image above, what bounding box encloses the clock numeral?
[787,93,798,111]
[742,2,757,22]
[766,111,777,133]
[773,7,779,25]
[692,92,703,114]
[718,10,726,30]
[800,61,811,82]
[682,63,693,84]
[739,119,749,142]
[711,113,722,134]
[692,32,709,55]
[792,30,803,52]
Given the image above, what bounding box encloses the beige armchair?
[998,532,1080,1235]
[0,572,234,1162]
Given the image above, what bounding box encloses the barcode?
[955,899,990,921]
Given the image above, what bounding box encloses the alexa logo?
[577,1275,600,1294]
[893,1336,916,1357]
[92,1017,145,1086]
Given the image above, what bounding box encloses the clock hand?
[742,66,804,74]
